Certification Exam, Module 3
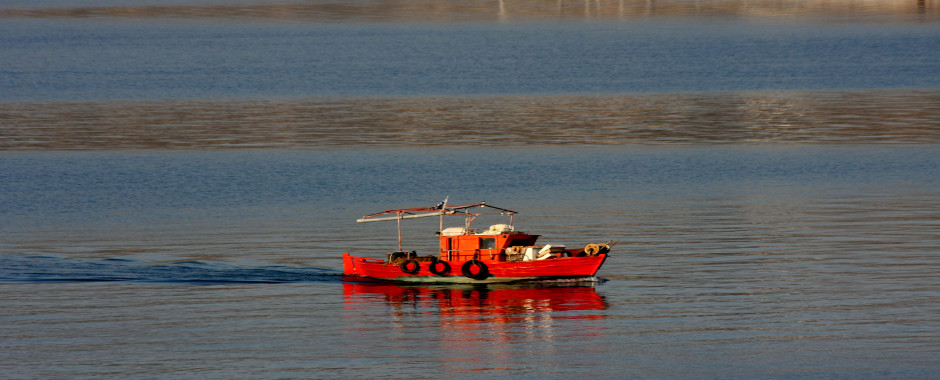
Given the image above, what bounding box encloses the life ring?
[429,260,451,276]
[400,259,420,274]
[584,243,611,256]
[461,260,490,280]
[584,243,601,256]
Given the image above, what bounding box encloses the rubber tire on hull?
[429,260,451,276]
[460,260,490,280]
[400,259,420,275]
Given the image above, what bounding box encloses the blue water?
[2,19,939,101]
[2,145,938,378]
[2,1,939,378]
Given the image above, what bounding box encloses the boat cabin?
[438,224,540,262]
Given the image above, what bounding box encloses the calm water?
[2,2,940,101]
[2,1,940,378]
[2,146,938,378]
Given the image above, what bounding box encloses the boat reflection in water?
[344,281,607,313]
[342,282,610,372]
[342,282,608,348]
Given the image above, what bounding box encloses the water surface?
[2,13,939,101]
[1,1,939,378]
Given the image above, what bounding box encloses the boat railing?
[440,248,503,262]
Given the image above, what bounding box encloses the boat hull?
[342,252,608,284]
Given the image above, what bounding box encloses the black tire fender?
[429,260,451,276]
[460,260,490,280]
[400,259,420,275]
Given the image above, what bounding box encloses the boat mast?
[396,211,402,252]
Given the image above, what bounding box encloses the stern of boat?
[342,252,358,275]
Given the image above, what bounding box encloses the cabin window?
[507,237,536,247]
[480,238,496,250]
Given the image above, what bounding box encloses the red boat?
[342,201,615,283]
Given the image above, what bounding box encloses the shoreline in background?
[2,0,937,23]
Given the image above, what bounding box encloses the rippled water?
[2,1,939,378]
[2,145,938,378]
[3,90,939,149]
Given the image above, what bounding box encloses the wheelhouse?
[438,227,541,262]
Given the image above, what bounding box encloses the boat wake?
[0,254,343,284]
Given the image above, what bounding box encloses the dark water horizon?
[3,11,939,102]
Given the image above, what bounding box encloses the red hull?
[343,252,608,284]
